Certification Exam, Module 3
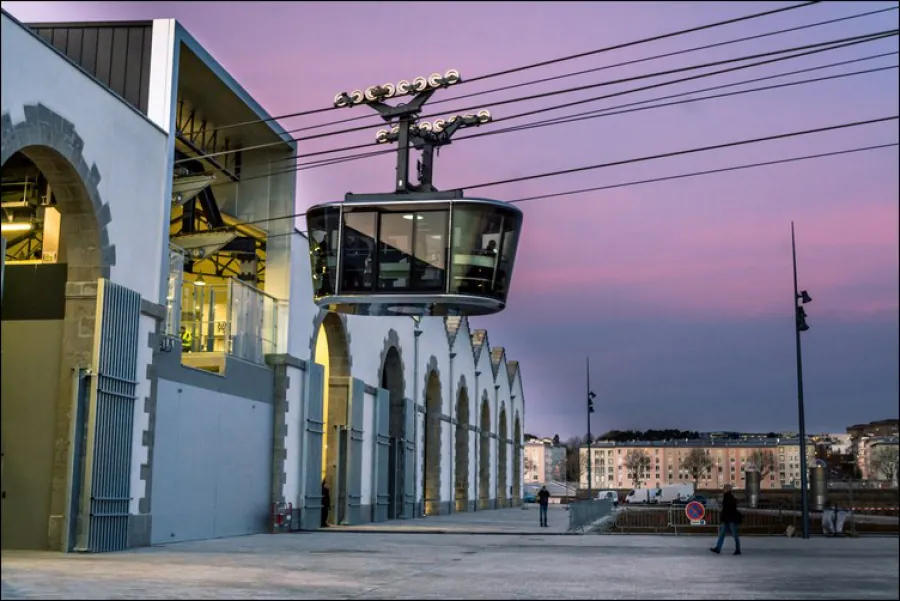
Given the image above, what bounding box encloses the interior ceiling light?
[1,222,33,232]
[194,273,207,286]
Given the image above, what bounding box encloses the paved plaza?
[1,507,898,600]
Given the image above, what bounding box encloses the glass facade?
[305,199,522,315]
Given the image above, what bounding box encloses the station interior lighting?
[333,69,461,108]
[1,221,33,233]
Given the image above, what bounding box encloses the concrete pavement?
[329,503,572,534]
[1,507,897,600]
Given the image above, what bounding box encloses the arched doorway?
[381,346,405,520]
[513,414,522,506]
[497,406,508,508]
[422,370,442,515]
[1,144,106,551]
[313,312,351,526]
[478,396,490,510]
[454,386,470,512]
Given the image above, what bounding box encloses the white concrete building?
[0,11,526,553]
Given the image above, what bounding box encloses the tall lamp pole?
[587,357,597,501]
[792,221,813,540]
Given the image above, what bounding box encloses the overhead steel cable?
[460,116,899,190]
[279,5,899,136]
[227,115,897,228]
[176,29,898,165]
[256,142,898,239]
[212,57,898,187]
[504,143,899,204]
[208,42,899,183]
[208,0,823,134]
[216,61,897,188]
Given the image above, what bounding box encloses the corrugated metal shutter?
[403,397,416,518]
[302,363,325,530]
[373,388,390,522]
[344,378,364,525]
[76,279,140,552]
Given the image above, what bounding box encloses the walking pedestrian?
[710,484,742,555]
[538,485,551,527]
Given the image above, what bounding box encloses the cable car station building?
[0,11,526,553]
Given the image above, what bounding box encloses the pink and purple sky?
[5,1,897,438]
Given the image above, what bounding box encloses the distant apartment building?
[857,436,900,482]
[578,438,815,491]
[524,439,567,483]
[846,419,899,440]
[847,419,899,479]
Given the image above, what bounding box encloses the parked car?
[673,494,709,507]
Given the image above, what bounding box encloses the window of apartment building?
[608,475,614,482]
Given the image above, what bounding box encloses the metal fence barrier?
[567,499,614,533]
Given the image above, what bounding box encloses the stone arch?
[309,308,352,375]
[311,310,352,525]
[378,329,406,520]
[478,393,491,510]
[513,412,522,506]
[422,357,442,515]
[497,403,509,508]
[454,374,470,512]
[1,105,113,551]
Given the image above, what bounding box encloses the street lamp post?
[792,221,813,540]
[587,357,597,502]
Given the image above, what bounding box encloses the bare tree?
[624,450,651,489]
[870,446,900,484]
[524,455,537,481]
[681,448,713,491]
[564,437,583,484]
[747,449,777,480]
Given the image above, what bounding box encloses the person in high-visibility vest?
[180,326,192,353]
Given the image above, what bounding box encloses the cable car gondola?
[310,69,522,316]
[306,196,522,316]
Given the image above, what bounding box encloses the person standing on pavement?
[537,485,551,527]
[710,483,742,555]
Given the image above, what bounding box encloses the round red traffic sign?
[685,501,705,521]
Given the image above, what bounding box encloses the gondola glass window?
[307,206,340,297]
[449,205,519,300]
[305,198,522,316]
[377,210,448,292]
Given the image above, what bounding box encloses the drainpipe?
[474,369,480,511]
[494,383,500,509]
[448,351,455,514]
[412,316,422,517]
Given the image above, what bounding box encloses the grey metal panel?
[67,27,84,64]
[109,28,129,101]
[345,379,365,525]
[302,363,325,530]
[138,27,152,114]
[403,397,416,518]
[50,27,67,54]
[124,28,144,109]
[78,279,140,553]
[373,388,390,523]
[94,27,113,86]
[150,379,272,545]
[80,27,98,73]
[24,23,153,115]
